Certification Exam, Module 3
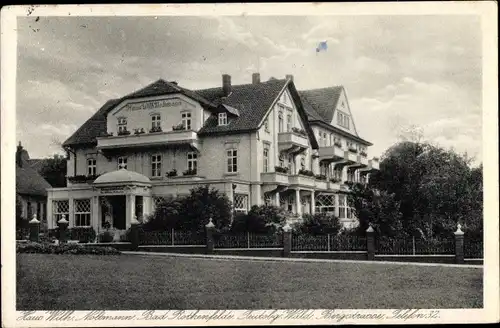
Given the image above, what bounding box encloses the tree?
[231,205,287,233]
[39,154,67,187]
[352,140,483,239]
[142,196,183,231]
[294,212,342,235]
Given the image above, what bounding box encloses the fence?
[214,232,283,249]
[464,238,483,258]
[376,237,455,255]
[138,229,205,246]
[291,234,366,251]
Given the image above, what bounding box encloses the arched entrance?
[93,168,152,232]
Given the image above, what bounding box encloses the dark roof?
[28,159,45,172]
[299,86,343,123]
[16,162,52,197]
[196,79,288,135]
[299,86,372,146]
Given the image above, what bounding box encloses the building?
[47,73,379,234]
[16,142,52,230]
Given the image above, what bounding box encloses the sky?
[16,15,482,164]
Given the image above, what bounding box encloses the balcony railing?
[97,130,198,150]
[261,171,290,185]
[318,145,345,161]
[289,174,316,188]
[278,131,309,153]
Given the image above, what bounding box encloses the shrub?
[16,242,121,255]
[98,231,114,243]
[142,195,183,231]
[70,227,96,243]
[275,166,289,174]
[294,212,341,235]
[298,169,315,177]
[232,205,288,234]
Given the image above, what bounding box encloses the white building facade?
[47,73,379,233]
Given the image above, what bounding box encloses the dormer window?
[117,117,127,133]
[218,112,228,126]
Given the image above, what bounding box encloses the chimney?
[222,74,232,96]
[286,74,294,82]
[16,142,23,167]
[252,73,260,84]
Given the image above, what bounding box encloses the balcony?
[261,172,290,185]
[96,130,199,151]
[278,131,309,154]
[289,174,316,188]
[314,179,328,190]
[318,145,345,162]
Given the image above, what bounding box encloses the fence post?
[171,228,174,246]
[282,223,292,257]
[412,236,416,255]
[247,231,250,249]
[366,225,375,261]
[29,214,40,242]
[454,223,464,264]
[205,217,215,254]
[129,217,140,251]
[58,215,69,244]
[327,234,331,252]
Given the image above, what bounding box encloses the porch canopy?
[93,167,152,229]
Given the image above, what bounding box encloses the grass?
[17,254,483,310]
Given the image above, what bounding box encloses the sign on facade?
[125,99,184,111]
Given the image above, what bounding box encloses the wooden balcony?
[96,130,199,151]
[278,131,309,154]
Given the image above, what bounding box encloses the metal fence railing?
[138,229,205,246]
[214,232,283,249]
[291,234,367,251]
[464,238,483,258]
[376,237,455,255]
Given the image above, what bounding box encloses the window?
[264,193,272,206]
[233,194,248,213]
[151,114,161,129]
[279,153,284,168]
[218,112,228,126]
[338,194,347,219]
[87,158,96,176]
[74,199,91,227]
[187,152,197,172]
[333,167,342,180]
[323,133,328,146]
[263,147,269,173]
[334,136,342,147]
[181,112,192,130]
[317,132,322,146]
[347,169,355,182]
[300,156,306,171]
[286,114,292,132]
[264,118,270,132]
[278,112,284,133]
[117,117,127,133]
[330,133,334,145]
[337,112,350,129]
[117,157,127,170]
[53,200,69,225]
[315,194,336,213]
[151,154,162,177]
[226,149,238,173]
[287,155,294,173]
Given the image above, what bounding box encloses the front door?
[101,196,126,229]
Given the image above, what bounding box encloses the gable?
[331,89,359,136]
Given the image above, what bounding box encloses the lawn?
[17,254,483,310]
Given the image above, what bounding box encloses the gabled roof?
[16,162,52,197]
[299,86,343,123]
[196,79,289,135]
[28,159,45,172]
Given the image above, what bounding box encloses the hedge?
[16,242,121,255]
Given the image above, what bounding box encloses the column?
[295,188,301,216]
[334,193,340,218]
[312,153,320,175]
[92,196,99,233]
[275,192,280,207]
[126,194,135,229]
[311,190,316,215]
[341,166,348,183]
[46,198,53,229]
[68,197,75,228]
[251,184,262,207]
[143,196,152,218]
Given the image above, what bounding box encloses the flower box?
[166,169,178,178]
[298,169,315,177]
[68,174,100,183]
[275,166,289,174]
[182,169,197,176]
[134,128,146,135]
[315,174,327,180]
[149,126,163,133]
[329,178,341,183]
[117,129,131,136]
[172,123,186,131]
[291,127,307,137]
[360,151,368,157]
[334,142,342,148]
[348,148,358,153]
